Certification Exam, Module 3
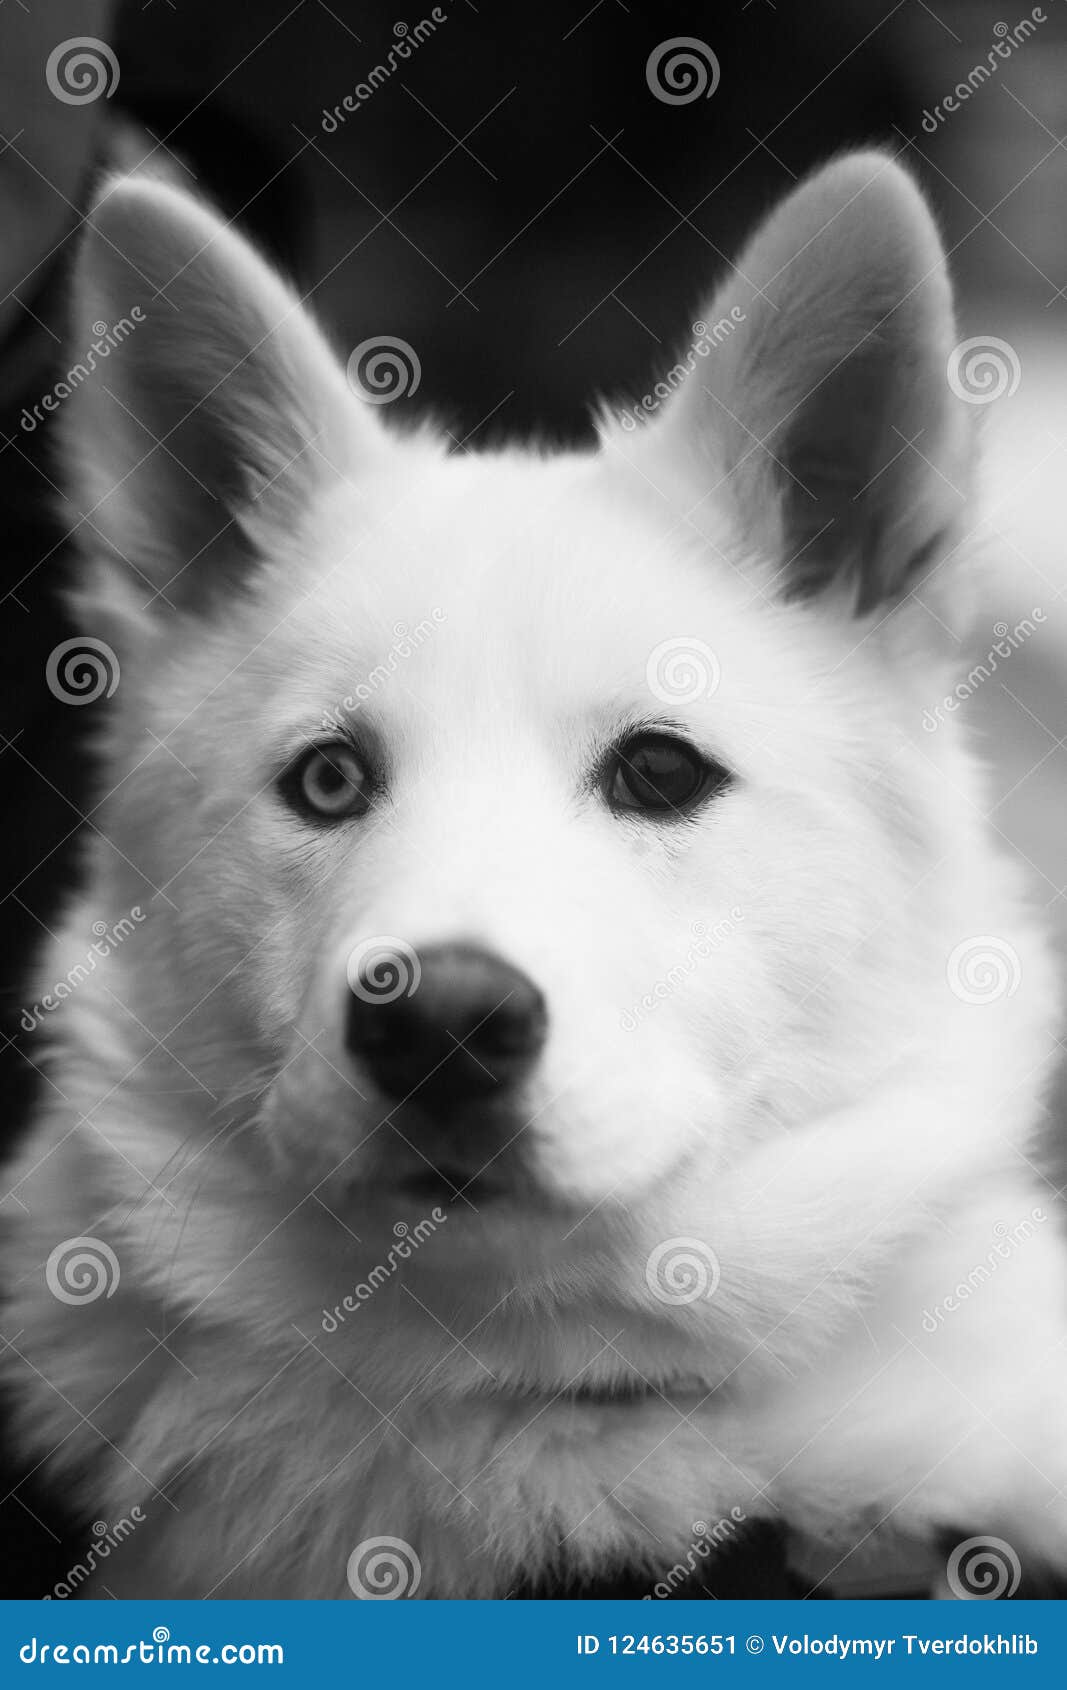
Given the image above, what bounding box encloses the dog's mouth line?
[491,1377,714,1413]
[394,1164,513,1203]
[556,1380,661,1406]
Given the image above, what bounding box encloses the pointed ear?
[625,152,970,614]
[63,175,373,613]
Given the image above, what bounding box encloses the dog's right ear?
[608,152,970,618]
[64,175,375,616]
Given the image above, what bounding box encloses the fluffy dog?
[3,151,1065,1598]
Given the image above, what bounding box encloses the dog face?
[66,155,970,1229]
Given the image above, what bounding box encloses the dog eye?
[281,742,372,821]
[607,732,728,816]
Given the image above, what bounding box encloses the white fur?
[3,153,1065,1598]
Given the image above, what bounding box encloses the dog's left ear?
[64,174,376,616]
[618,152,969,614]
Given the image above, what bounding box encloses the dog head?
[64,153,974,1230]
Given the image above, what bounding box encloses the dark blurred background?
[1,0,1064,1599]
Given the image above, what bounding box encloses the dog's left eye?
[281,741,372,821]
[607,732,727,816]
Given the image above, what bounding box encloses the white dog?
[4,150,1065,1599]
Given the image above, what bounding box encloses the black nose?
[346,942,547,1111]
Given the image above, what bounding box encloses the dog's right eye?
[606,731,728,817]
[280,742,372,822]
